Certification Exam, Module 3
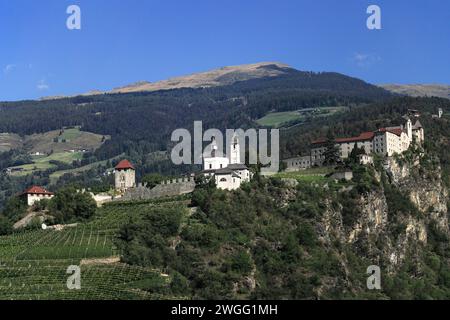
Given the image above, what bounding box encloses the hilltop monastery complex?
[112,134,251,193]
[284,113,425,170]
[19,111,431,207]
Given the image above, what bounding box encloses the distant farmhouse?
[284,114,425,171]
[21,186,54,206]
[201,134,251,190]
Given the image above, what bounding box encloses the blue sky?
[0,0,449,101]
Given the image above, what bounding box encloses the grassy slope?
[25,128,109,154]
[4,127,111,177]
[0,133,23,152]
[9,152,84,177]
[274,167,334,182]
[256,106,348,128]
[380,84,450,100]
[49,154,124,184]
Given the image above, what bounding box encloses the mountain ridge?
[379,84,450,100]
[41,62,296,100]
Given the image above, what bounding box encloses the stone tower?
[229,133,241,164]
[439,108,443,118]
[405,117,413,141]
[115,159,136,193]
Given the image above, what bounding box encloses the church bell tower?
[229,133,241,164]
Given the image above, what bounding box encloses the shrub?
[296,223,317,247]
[48,187,97,223]
[0,215,12,235]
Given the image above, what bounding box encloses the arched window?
[220,178,227,182]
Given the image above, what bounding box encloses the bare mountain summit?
[41,62,295,100]
[379,84,450,100]
[110,62,294,94]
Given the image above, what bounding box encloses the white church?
[202,134,251,190]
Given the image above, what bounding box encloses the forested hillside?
[108,97,450,299]
[1,67,450,299]
[0,70,391,163]
[115,152,450,299]
[0,69,391,209]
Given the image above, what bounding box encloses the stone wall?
[121,177,196,201]
[330,171,353,181]
[283,156,311,171]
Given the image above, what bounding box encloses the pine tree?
[349,143,366,164]
[323,131,340,165]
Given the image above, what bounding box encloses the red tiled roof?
[311,138,327,145]
[312,131,374,145]
[22,186,54,196]
[115,159,135,170]
[377,128,403,137]
[335,131,374,143]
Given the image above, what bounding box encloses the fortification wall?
[121,177,196,201]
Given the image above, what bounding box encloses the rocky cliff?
[312,151,449,295]
[115,150,450,300]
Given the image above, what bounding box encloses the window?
[220,178,227,182]
[209,164,212,169]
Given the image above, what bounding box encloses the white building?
[311,116,425,165]
[358,154,374,165]
[294,114,425,168]
[114,160,136,193]
[21,186,54,206]
[283,156,311,171]
[202,134,251,190]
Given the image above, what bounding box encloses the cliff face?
[387,157,449,233]
[316,154,449,279]
[112,149,449,300]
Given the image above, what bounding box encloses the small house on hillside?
[21,186,54,206]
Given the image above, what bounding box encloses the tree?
[2,196,27,222]
[348,143,367,164]
[49,187,97,222]
[0,215,12,235]
[323,131,340,165]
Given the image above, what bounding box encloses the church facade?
[202,134,251,190]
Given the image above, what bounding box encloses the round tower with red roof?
[114,159,136,193]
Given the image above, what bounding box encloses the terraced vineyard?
[0,199,186,300]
